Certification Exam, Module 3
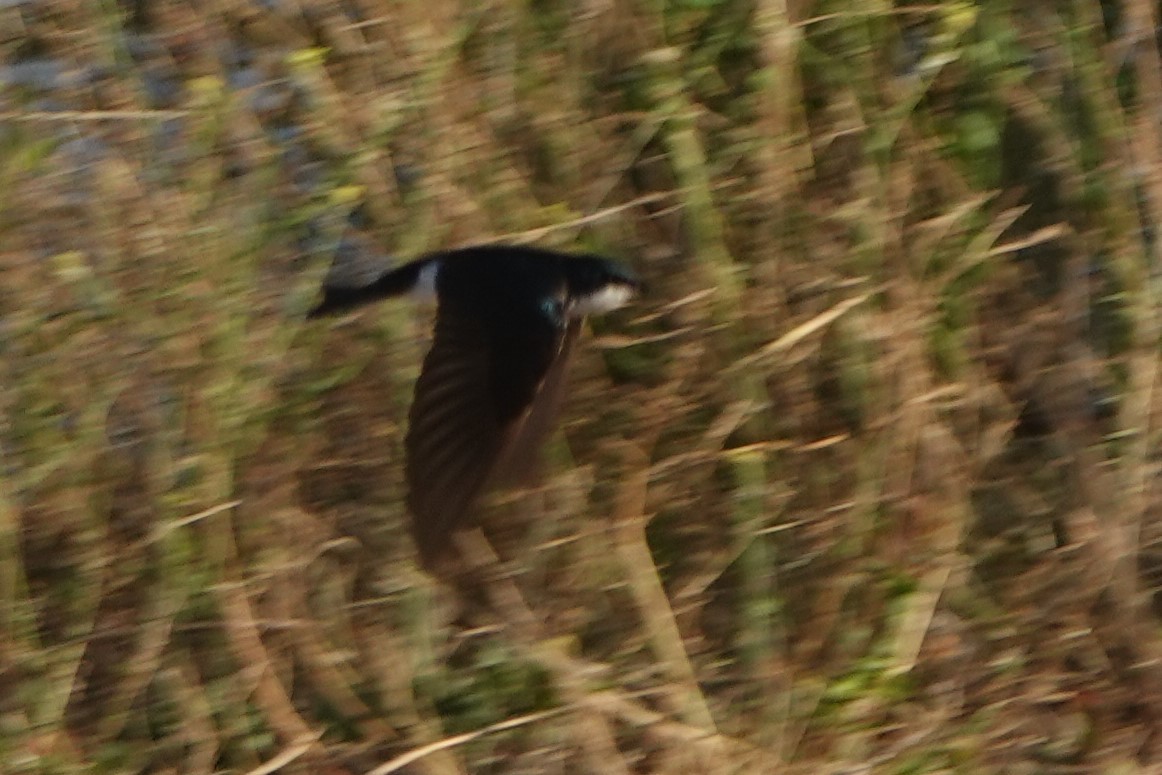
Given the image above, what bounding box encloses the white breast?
[569,285,635,317]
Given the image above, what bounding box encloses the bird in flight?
[309,245,642,568]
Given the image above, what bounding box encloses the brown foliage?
[3,1,1162,772]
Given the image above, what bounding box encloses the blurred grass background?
[3,0,1162,772]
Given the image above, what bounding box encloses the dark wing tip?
[410,516,461,571]
[407,495,455,568]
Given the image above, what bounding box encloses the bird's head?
[565,256,643,316]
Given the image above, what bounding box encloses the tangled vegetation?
[3,0,1162,772]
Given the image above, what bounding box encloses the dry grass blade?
[128,500,242,551]
[243,732,325,775]
[611,443,722,770]
[988,222,1070,257]
[939,204,1033,284]
[490,192,675,245]
[734,292,872,370]
[365,709,564,775]
[217,583,319,745]
[1123,0,1162,564]
[887,562,957,676]
[2,110,191,120]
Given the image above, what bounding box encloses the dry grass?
[3,0,1162,772]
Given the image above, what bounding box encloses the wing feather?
[405,301,566,566]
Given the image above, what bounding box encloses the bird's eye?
[539,298,565,327]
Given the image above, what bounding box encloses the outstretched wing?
[405,299,567,567]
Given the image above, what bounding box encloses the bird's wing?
[405,299,566,567]
[488,318,582,489]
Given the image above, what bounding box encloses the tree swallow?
[309,245,642,567]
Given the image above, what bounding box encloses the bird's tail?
[307,261,425,318]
